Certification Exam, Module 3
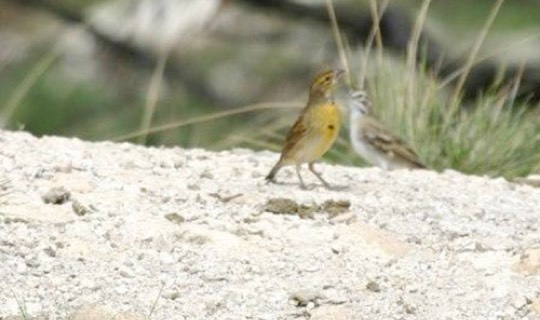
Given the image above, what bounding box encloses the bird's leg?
[295,164,307,189]
[308,162,331,189]
[265,161,282,183]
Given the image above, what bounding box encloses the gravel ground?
[0,130,539,320]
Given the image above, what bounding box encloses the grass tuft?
[347,56,539,178]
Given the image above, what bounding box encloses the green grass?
[349,56,539,178]
[426,0,540,32]
[0,55,133,139]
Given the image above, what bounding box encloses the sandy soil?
[0,130,539,320]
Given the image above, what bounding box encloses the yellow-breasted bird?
[265,68,344,189]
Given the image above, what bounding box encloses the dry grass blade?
[447,0,505,113]
[325,0,351,86]
[227,134,281,150]
[139,51,169,144]
[406,0,432,109]
[439,33,540,89]
[147,282,165,319]
[359,0,389,89]
[0,47,59,128]
[368,0,389,67]
[505,58,527,108]
[112,102,301,142]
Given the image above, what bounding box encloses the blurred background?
[0,0,539,177]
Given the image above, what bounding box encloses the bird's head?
[309,68,345,98]
[349,90,371,117]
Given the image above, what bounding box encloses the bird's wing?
[360,118,425,168]
[281,113,310,157]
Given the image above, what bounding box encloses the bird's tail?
[265,161,282,182]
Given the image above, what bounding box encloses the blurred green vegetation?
[427,0,540,31]
[0,0,539,178]
[0,56,132,138]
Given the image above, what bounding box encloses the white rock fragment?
[159,252,175,265]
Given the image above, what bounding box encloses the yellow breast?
[295,101,341,162]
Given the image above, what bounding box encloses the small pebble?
[290,290,324,307]
[42,187,70,205]
[366,280,381,293]
[72,200,92,216]
[162,289,180,300]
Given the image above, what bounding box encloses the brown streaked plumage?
[348,90,426,170]
[265,68,344,189]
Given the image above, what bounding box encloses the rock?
[265,198,351,219]
[0,178,11,198]
[68,304,145,320]
[345,222,412,258]
[512,175,540,188]
[531,298,540,314]
[329,212,356,224]
[115,286,128,295]
[310,305,354,320]
[208,192,243,203]
[513,248,540,275]
[323,288,348,304]
[72,199,92,216]
[321,199,351,218]
[290,290,325,307]
[25,257,40,268]
[15,261,27,274]
[118,266,135,278]
[1,316,44,320]
[162,289,180,300]
[80,278,98,290]
[264,198,317,219]
[159,252,175,265]
[43,246,56,257]
[42,187,71,205]
[366,280,381,293]
[164,212,185,225]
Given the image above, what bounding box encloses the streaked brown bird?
[266,68,344,189]
[348,90,426,170]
